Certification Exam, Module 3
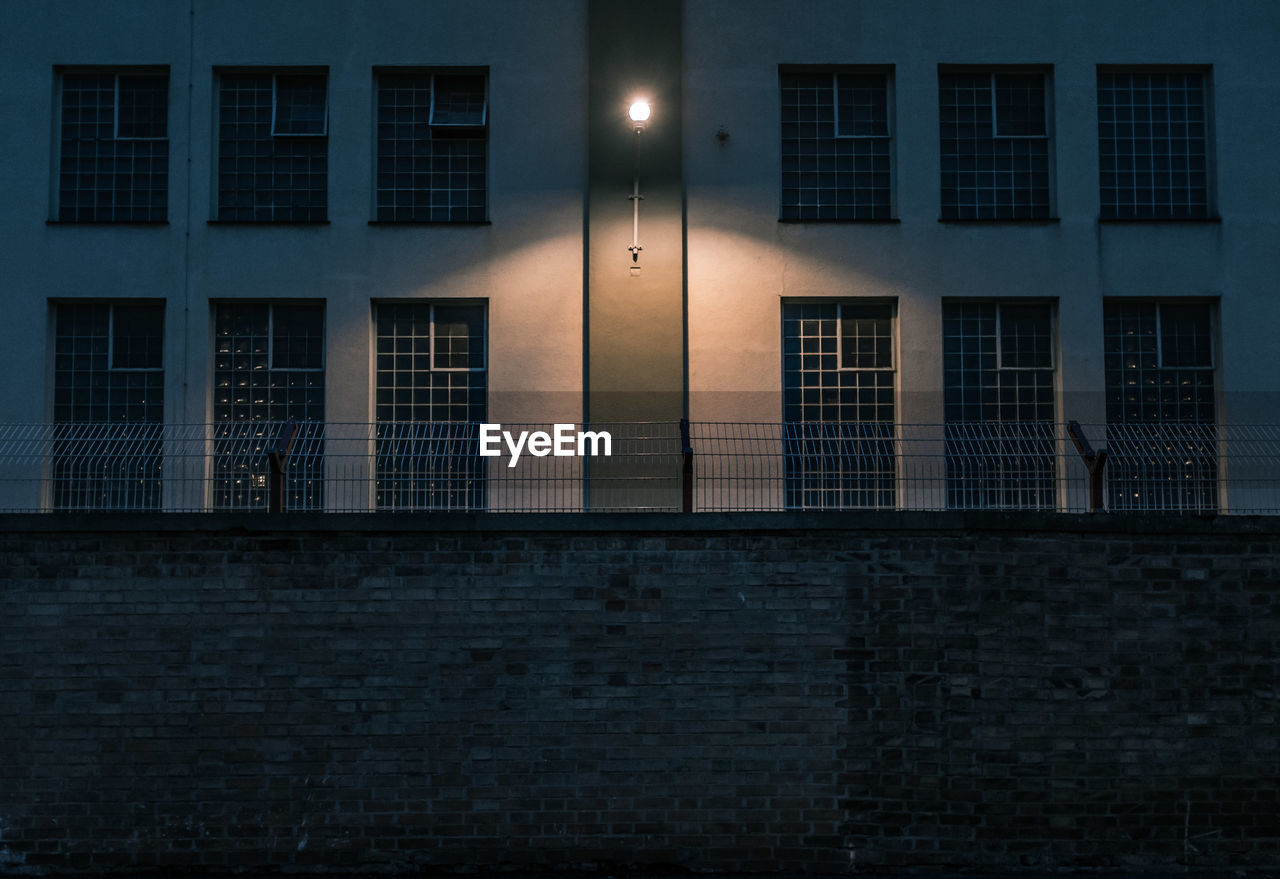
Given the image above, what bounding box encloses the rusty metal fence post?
[1066,420,1108,513]
[680,418,693,513]
[267,420,299,514]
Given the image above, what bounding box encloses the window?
[374,302,487,510]
[212,303,325,510]
[1104,302,1216,510]
[57,69,168,222]
[51,303,164,510]
[943,302,1055,509]
[782,301,896,508]
[1097,69,1210,219]
[216,71,328,222]
[939,70,1051,220]
[375,71,488,222]
[780,70,892,220]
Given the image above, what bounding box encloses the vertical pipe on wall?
[179,0,195,426]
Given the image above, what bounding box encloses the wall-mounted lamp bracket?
[628,180,644,262]
[626,99,651,263]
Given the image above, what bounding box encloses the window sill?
[367,220,492,226]
[46,220,169,226]
[207,219,330,225]
[778,218,900,224]
[938,217,1060,225]
[1097,216,1221,224]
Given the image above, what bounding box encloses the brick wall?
[0,512,1277,874]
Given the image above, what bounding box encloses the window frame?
[1101,298,1219,512]
[1102,298,1218,420]
[989,72,1049,140]
[52,66,170,223]
[50,299,167,424]
[941,299,1060,420]
[779,65,897,222]
[52,301,168,372]
[937,64,1056,221]
[213,67,330,223]
[781,297,899,423]
[110,73,170,142]
[835,301,897,373]
[210,301,327,373]
[426,302,488,373]
[1096,65,1215,221]
[105,304,166,372]
[371,67,491,224]
[831,71,893,141]
[373,301,489,372]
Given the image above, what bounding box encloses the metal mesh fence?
[1,421,1278,514]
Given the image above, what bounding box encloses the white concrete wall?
[683,0,1280,426]
[0,0,588,429]
[2,0,1278,442]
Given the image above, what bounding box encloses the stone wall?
[0,512,1277,874]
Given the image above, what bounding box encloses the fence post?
[680,418,693,513]
[1066,420,1108,513]
[267,420,299,514]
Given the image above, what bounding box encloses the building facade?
[2,0,1278,512]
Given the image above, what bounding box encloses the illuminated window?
[51,303,164,510]
[943,302,1056,509]
[374,302,487,510]
[1104,302,1216,511]
[939,70,1052,220]
[1098,69,1210,219]
[782,301,896,508]
[212,303,325,510]
[56,69,168,222]
[216,71,328,222]
[375,71,488,222]
[780,70,892,221]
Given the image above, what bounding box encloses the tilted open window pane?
[429,74,487,126]
[272,74,327,135]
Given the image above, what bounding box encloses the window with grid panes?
[57,70,168,222]
[1104,302,1216,511]
[939,71,1051,220]
[1097,70,1210,219]
[942,302,1055,509]
[782,302,896,508]
[212,303,325,510]
[375,71,488,222]
[216,71,328,222]
[51,303,164,510]
[374,303,487,510]
[780,71,892,220]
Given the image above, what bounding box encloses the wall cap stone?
[1,510,1277,536]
